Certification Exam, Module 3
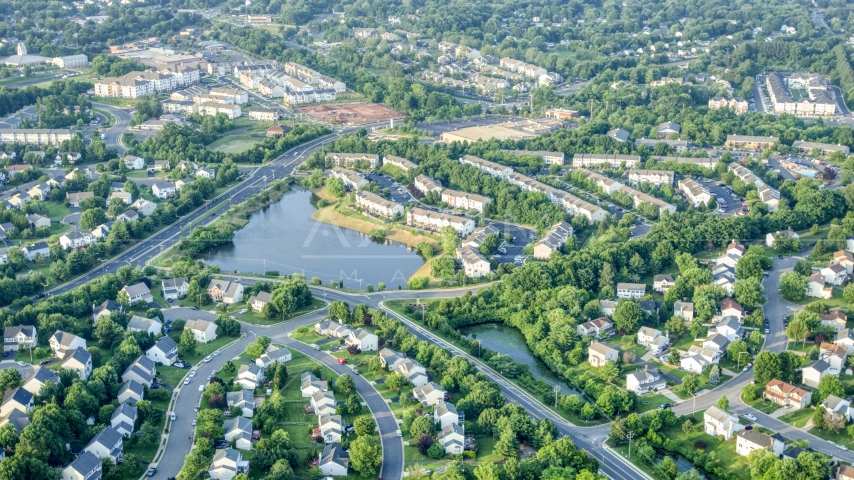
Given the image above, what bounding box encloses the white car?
[396,430,402,437]
[192,420,196,426]
[184,378,191,385]
[744,414,757,421]
[204,356,212,363]
[189,371,196,377]
[198,385,204,392]
[16,361,26,367]
[839,444,850,451]
[213,350,221,356]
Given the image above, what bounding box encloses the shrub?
[694,439,706,449]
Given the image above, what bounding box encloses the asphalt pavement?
[93,103,133,156]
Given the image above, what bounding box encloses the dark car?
[191,306,199,311]
[658,403,671,409]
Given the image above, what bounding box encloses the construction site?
[295,102,406,125]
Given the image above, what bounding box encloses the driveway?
[161,307,218,322]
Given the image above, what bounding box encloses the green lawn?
[786,341,816,353]
[778,407,814,428]
[207,135,265,154]
[16,348,52,365]
[747,398,782,414]
[808,425,854,447]
[636,393,673,413]
[165,333,239,365]
[234,298,326,325]
[157,365,189,388]
[44,202,71,220]
[613,410,751,480]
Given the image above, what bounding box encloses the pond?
[203,186,425,289]
[459,322,575,394]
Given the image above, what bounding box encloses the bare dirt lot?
[296,102,406,125]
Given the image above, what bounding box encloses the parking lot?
[705,181,743,216]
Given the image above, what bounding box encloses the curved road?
[92,102,132,155]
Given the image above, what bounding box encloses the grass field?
[207,135,265,154]
[157,365,189,388]
[778,407,814,428]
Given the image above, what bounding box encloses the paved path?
[92,103,132,156]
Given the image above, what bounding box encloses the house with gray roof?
[61,347,92,379]
[0,388,32,417]
[223,416,253,450]
[22,367,59,395]
[256,346,291,368]
[61,451,102,480]
[118,380,144,405]
[121,355,156,386]
[736,430,785,457]
[147,336,178,366]
[110,402,138,437]
[318,444,349,476]
[84,426,124,464]
[49,330,87,358]
[226,389,256,417]
[413,382,446,405]
[127,315,162,336]
[301,372,328,398]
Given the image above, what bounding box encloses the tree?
[818,375,845,404]
[654,457,677,480]
[779,272,807,301]
[601,361,620,383]
[179,328,198,358]
[665,316,684,337]
[348,436,382,475]
[353,416,375,436]
[813,406,827,429]
[473,462,501,480]
[733,278,765,309]
[336,374,355,396]
[0,369,21,391]
[426,443,445,459]
[328,301,350,322]
[80,208,108,230]
[754,351,781,385]
[708,365,720,385]
[409,416,434,437]
[494,430,519,458]
[610,416,626,442]
[682,374,699,395]
[384,372,406,389]
[717,396,729,411]
[440,226,460,254]
[325,177,345,197]
[613,300,643,333]
[479,234,501,255]
[726,339,748,365]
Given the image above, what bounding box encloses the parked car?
[744,414,757,421]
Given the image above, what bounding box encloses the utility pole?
[626,431,635,459]
[553,385,560,409]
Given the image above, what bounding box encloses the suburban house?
[803,359,833,388]
[822,263,848,286]
[822,394,852,421]
[396,358,429,386]
[60,347,93,379]
[247,292,272,312]
[440,189,492,213]
[674,300,694,322]
[123,155,145,170]
[345,328,379,351]
[226,389,256,417]
[49,330,87,358]
[710,316,743,341]
[626,369,667,395]
[720,298,745,319]
[117,380,144,405]
[209,449,248,480]
[764,379,811,409]
[310,391,336,416]
[434,401,460,429]
[736,430,785,457]
[413,382,447,405]
[196,167,216,180]
[681,346,721,374]
[0,408,29,433]
[438,424,465,454]
[837,465,854,480]
[806,273,833,299]
[837,328,854,353]
[616,283,646,299]
[3,325,37,352]
[22,367,60,396]
[577,317,615,338]
[637,327,669,354]
[224,416,253,450]
[834,250,854,274]
[121,355,156,387]
[355,191,404,218]
[84,426,124,464]
[318,444,348,476]
[151,181,176,199]
[67,191,94,207]
[20,241,50,261]
[588,342,619,367]
[821,342,849,372]
[765,228,799,248]
[653,274,675,293]
[110,402,138,437]
[702,334,729,353]
[236,364,265,390]
[161,277,189,300]
[300,372,328,398]
[120,282,152,303]
[532,221,573,260]
[185,319,217,343]
[455,246,491,278]
[0,388,33,417]
[207,279,244,304]
[703,406,743,440]
[820,310,848,332]
[127,315,162,335]
[146,336,178,366]
[61,452,102,480]
[413,174,443,194]
[256,347,291,368]
[319,413,344,443]
[131,199,156,216]
[315,320,352,338]
[379,348,406,370]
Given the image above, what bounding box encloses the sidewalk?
[662,390,682,403]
